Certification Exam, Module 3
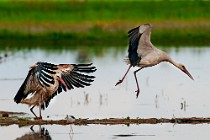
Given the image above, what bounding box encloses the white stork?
[14,62,96,119]
[115,24,193,98]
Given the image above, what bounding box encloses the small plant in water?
[18,117,31,121]
[126,116,130,120]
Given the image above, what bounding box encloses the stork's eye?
[182,65,186,69]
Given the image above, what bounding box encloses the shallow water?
[0,46,210,139]
[2,124,210,140]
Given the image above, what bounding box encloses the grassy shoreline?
[0,28,209,48]
[0,1,209,47]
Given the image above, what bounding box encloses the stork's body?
[14,62,96,119]
[116,24,193,98]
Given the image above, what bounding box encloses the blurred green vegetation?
[0,1,209,22]
[0,0,209,48]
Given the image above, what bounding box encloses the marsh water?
[1,46,210,139]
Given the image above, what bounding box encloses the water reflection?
[180,99,187,112]
[83,92,89,105]
[7,123,210,140]
[16,125,52,140]
[76,49,91,63]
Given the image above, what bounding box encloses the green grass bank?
[0,0,209,48]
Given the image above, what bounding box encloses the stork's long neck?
[165,55,180,69]
[139,30,153,46]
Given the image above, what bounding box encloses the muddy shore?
[1,111,210,126]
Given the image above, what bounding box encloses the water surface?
[2,124,210,140]
[0,46,210,139]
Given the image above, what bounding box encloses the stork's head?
[139,23,152,34]
[178,63,194,80]
[165,56,194,80]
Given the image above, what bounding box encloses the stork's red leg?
[39,105,42,120]
[134,68,142,98]
[30,105,38,118]
[115,65,132,86]
[30,105,42,120]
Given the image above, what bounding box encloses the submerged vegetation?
[0,0,210,48]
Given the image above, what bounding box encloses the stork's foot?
[135,89,140,98]
[115,80,123,86]
[34,116,42,120]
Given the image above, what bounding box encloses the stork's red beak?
[182,67,194,80]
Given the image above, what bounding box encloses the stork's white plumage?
[14,62,96,119]
[116,24,193,98]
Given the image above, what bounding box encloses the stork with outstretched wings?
[14,62,96,119]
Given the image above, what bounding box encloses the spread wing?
[128,26,142,66]
[41,63,96,109]
[14,62,96,109]
[14,62,58,104]
[14,69,34,104]
[60,63,96,90]
[128,24,153,66]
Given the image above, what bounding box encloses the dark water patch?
[113,134,155,137]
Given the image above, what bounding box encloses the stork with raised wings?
[14,62,96,119]
[115,24,193,98]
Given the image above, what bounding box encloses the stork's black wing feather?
[14,69,34,103]
[41,90,58,109]
[60,63,96,91]
[41,63,96,109]
[128,26,141,66]
[35,62,57,87]
[14,62,58,104]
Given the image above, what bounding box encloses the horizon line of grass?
[0,27,209,48]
